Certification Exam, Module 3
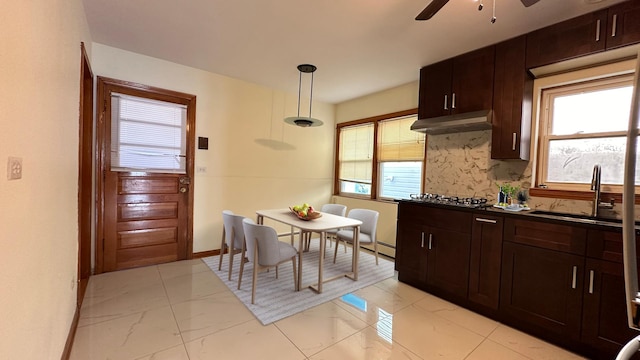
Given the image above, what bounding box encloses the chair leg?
[218,228,226,271]
[291,258,297,291]
[251,246,259,304]
[374,241,379,265]
[275,265,279,279]
[333,238,340,264]
[228,244,235,281]
[237,241,246,290]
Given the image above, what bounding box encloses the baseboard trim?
[193,249,221,258]
[60,305,80,360]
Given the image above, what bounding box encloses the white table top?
[256,208,361,231]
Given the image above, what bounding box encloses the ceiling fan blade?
[520,0,541,7]
[415,0,449,21]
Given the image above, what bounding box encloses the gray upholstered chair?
[303,203,348,251]
[219,210,246,281]
[333,208,380,265]
[239,218,298,304]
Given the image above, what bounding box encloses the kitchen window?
[537,73,638,192]
[336,109,424,199]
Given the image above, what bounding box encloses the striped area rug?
[201,240,395,325]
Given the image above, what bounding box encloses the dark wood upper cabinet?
[605,0,640,50]
[526,0,640,69]
[491,36,533,160]
[525,10,608,69]
[418,46,495,120]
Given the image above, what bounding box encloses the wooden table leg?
[297,229,303,291]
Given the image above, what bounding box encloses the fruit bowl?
[289,207,322,221]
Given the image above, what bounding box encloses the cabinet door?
[605,0,640,50]
[426,226,471,299]
[469,214,503,310]
[396,221,428,287]
[451,46,495,115]
[526,10,607,69]
[418,60,452,119]
[500,242,584,341]
[581,258,640,359]
[491,36,533,160]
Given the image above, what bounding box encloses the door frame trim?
[95,76,196,274]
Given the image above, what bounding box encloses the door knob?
[180,187,188,193]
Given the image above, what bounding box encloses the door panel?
[97,76,196,273]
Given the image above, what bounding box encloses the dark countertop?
[396,199,638,232]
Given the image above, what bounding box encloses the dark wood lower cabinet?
[582,258,640,359]
[396,221,428,287]
[427,226,470,299]
[469,214,503,310]
[396,201,640,359]
[500,242,585,342]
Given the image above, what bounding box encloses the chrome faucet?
[590,164,614,217]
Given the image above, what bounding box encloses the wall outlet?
[197,166,207,174]
[7,157,22,180]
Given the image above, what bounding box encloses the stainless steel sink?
[528,210,623,226]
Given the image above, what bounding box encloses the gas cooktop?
[408,193,490,209]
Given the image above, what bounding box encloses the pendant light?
[284,64,323,127]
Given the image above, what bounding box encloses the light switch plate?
[7,157,22,180]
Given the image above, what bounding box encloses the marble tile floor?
[70,258,586,360]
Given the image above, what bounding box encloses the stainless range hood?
[410,109,493,135]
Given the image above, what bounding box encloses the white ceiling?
[82,0,627,104]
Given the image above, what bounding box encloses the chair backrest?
[242,218,282,266]
[222,210,245,249]
[347,209,379,242]
[321,204,347,217]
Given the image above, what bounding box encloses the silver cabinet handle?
[421,232,425,248]
[512,132,517,151]
[596,19,601,42]
[428,233,433,250]
[444,95,448,110]
[572,266,578,289]
[589,270,595,294]
[452,93,456,109]
[612,14,618,37]
[475,218,497,224]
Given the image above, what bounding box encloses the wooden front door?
[96,77,196,273]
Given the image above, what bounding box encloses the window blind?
[111,93,187,173]
[378,116,424,162]
[339,123,374,183]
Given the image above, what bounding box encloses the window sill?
[529,188,639,204]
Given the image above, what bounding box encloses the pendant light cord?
[296,71,302,117]
[308,72,314,118]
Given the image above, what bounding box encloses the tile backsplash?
[425,130,630,220]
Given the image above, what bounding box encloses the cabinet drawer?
[504,218,586,255]
[586,228,640,262]
[398,203,472,233]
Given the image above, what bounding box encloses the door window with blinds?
[111,93,187,173]
[337,112,424,199]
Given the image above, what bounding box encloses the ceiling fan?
[416,0,541,21]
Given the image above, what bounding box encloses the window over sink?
[535,60,640,193]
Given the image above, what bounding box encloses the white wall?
[0,0,92,358]
[91,44,337,252]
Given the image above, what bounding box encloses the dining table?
[255,208,362,293]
